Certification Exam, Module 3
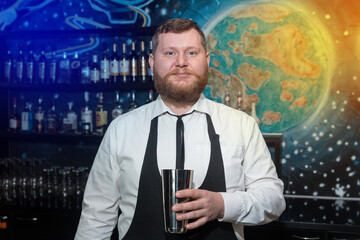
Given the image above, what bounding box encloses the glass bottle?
[109,43,119,83]
[4,50,12,82]
[34,96,45,134]
[81,91,93,135]
[224,90,230,107]
[58,52,71,84]
[9,97,20,132]
[128,90,139,112]
[112,91,124,120]
[81,51,90,84]
[119,43,129,84]
[130,42,138,83]
[49,51,57,84]
[21,101,33,132]
[90,54,100,84]
[147,41,154,82]
[100,43,110,83]
[236,91,243,111]
[63,101,78,134]
[26,50,35,84]
[45,94,60,134]
[70,52,81,84]
[37,50,47,84]
[95,92,108,135]
[146,89,154,103]
[138,41,148,83]
[16,49,25,83]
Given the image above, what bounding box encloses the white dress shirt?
[75,94,285,240]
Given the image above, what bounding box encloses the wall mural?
[1,0,359,211]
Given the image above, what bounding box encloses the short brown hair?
[151,18,206,54]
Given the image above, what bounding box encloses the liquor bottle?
[111,91,124,120]
[34,96,45,134]
[71,52,82,84]
[63,102,78,134]
[146,89,154,103]
[21,101,33,132]
[16,49,25,83]
[37,51,47,84]
[109,43,119,83]
[58,52,71,84]
[100,43,110,83]
[236,91,243,111]
[119,43,130,84]
[147,41,154,82]
[251,102,260,125]
[9,97,20,132]
[49,51,57,84]
[138,41,148,83]
[4,50,12,82]
[81,91,93,135]
[127,90,139,112]
[81,51,90,84]
[224,90,230,106]
[90,55,100,84]
[130,42,138,83]
[26,50,35,84]
[45,94,60,134]
[95,92,108,135]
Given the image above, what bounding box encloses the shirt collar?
[151,93,211,119]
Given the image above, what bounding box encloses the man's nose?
[175,53,188,67]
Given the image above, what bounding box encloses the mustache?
[165,69,200,79]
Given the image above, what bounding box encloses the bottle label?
[140,58,147,76]
[4,61,11,80]
[21,112,32,131]
[110,60,119,76]
[119,60,130,75]
[100,60,110,79]
[90,69,100,83]
[38,62,46,80]
[49,62,56,80]
[35,112,44,121]
[9,118,18,129]
[81,110,93,130]
[47,117,56,130]
[67,112,78,130]
[26,62,34,79]
[16,62,24,79]
[112,109,123,119]
[96,111,108,126]
[131,59,137,76]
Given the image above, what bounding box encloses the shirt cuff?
[218,192,245,222]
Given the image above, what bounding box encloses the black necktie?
[168,111,194,170]
[176,115,185,169]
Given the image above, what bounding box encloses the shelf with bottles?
[1,38,155,89]
[4,89,156,138]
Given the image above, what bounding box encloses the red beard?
[154,67,208,106]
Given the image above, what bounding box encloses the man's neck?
[162,96,199,115]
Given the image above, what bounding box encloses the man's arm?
[75,124,121,239]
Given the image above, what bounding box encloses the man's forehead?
[157,29,202,47]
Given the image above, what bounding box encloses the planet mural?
[203,3,332,133]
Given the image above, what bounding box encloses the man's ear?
[148,53,154,72]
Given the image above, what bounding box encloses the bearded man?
[75,18,285,240]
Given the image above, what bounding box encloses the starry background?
[1,0,359,223]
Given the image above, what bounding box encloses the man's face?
[149,29,210,106]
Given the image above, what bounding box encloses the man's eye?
[187,51,197,56]
[166,51,174,56]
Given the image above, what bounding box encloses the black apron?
[123,114,238,239]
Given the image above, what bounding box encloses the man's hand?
[172,189,224,230]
